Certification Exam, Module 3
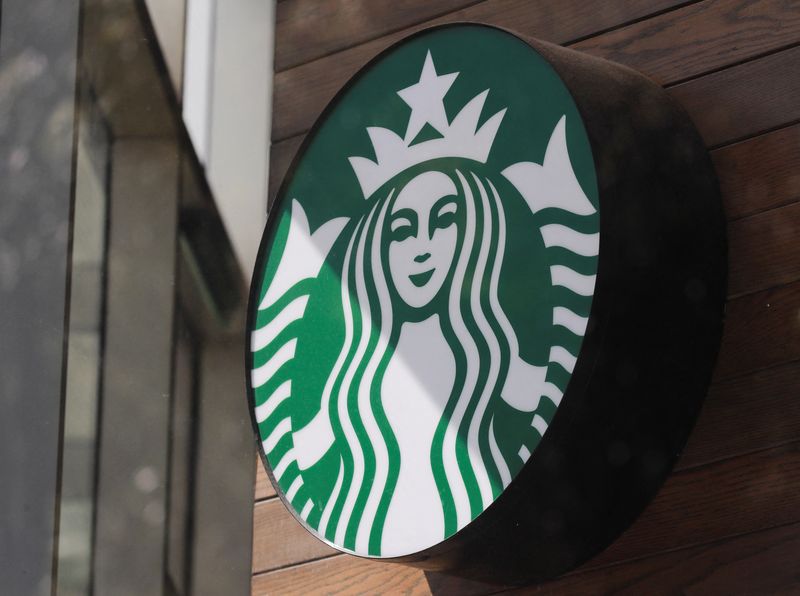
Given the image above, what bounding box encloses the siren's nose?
[414,252,431,263]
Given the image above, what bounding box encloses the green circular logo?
[248,25,599,557]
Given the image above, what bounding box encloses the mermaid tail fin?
[252,200,349,490]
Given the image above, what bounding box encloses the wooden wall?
[252,0,800,593]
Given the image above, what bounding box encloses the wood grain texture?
[728,201,800,298]
[253,443,800,592]
[271,0,800,142]
[715,280,800,381]
[255,459,276,501]
[252,499,337,574]
[252,520,800,595]
[252,553,495,595]
[669,45,800,147]
[588,442,800,569]
[271,0,690,141]
[268,134,303,208]
[507,521,800,594]
[274,0,480,71]
[713,123,800,220]
[678,359,800,471]
[573,0,800,85]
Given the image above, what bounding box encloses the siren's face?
[387,171,460,309]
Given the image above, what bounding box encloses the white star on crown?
[349,51,507,198]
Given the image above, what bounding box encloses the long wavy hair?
[320,163,520,556]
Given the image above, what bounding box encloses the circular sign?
[247,24,725,584]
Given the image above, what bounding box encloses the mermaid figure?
[251,51,597,557]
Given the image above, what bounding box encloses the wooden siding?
[253,0,800,592]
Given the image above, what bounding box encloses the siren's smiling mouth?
[409,269,435,287]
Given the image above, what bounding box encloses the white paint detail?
[518,445,532,462]
[300,499,314,521]
[263,417,292,454]
[442,171,482,531]
[501,115,596,216]
[487,181,549,413]
[293,232,360,471]
[543,383,564,406]
[540,224,599,256]
[489,417,512,488]
[254,380,292,423]
[531,414,548,437]
[380,315,454,557]
[466,174,502,507]
[503,357,546,413]
[355,198,394,554]
[293,413,335,471]
[259,200,348,310]
[272,448,296,481]
[183,0,215,161]
[549,346,577,374]
[349,53,506,199]
[200,0,274,272]
[250,339,297,389]
[251,295,309,351]
[550,265,596,297]
[334,205,380,546]
[388,173,458,309]
[318,458,345,538]
[484,181,515,485]
[285,476,303,502]
[553,306,589,336]
[397,51,458,142]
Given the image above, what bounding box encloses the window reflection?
[166,315,197,595]
[54,1,254,594]
[56,84,110,596]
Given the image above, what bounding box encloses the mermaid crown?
[349,51,507,198]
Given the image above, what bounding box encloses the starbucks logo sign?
[247,24,726,583]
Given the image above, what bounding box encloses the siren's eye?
[389,209,417,242]
[430,195,459,234]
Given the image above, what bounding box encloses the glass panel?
[56,83,110,596]
[0,2,81,591]
[166,314,197,595]
[53,1,255,594]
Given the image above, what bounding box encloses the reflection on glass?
[52,1,254,594]
[166,315,197,595]
[56,85,110,596]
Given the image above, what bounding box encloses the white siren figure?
[251,51,598,558]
